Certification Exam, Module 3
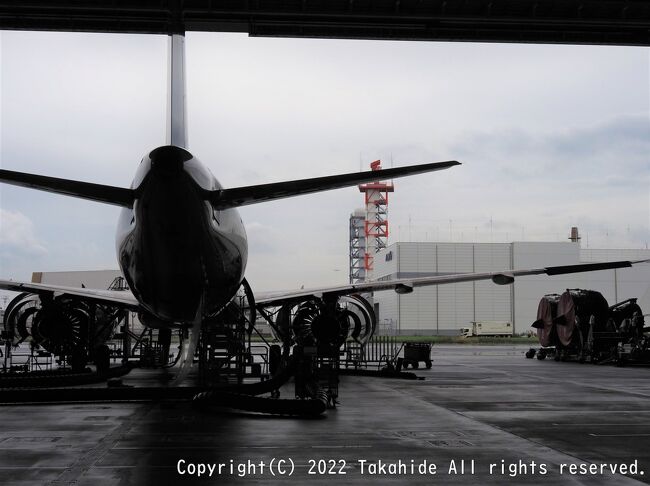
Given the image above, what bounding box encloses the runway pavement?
[1,344,649,485]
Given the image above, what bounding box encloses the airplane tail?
[1,30,460,209]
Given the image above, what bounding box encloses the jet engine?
[554,289,610,360]
[3,292,128,371]
[529,289,646,363]
[3,294,90,367]
[610,298,645,337]
[30,297,90,358]
[531,293,561,348]
[291,299,350,348]
[274,294,376,349]
[3,292,41,346]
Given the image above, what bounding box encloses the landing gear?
[198,278,257,386]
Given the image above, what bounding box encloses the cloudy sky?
[0,31,648,298]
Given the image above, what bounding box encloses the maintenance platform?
[2,344,649,485]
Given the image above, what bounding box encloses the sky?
[0,31,649,299]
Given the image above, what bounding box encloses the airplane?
[0,34,646,413]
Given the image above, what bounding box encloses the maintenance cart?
[401,342,432,369]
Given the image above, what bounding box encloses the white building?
[372,241,650,335]
[32,269,123,290]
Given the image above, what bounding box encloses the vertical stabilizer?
[166,34,188,148]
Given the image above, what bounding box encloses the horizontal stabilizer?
[0,169,134,207]
[210,160,460,209]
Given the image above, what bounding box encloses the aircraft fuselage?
[115,146,248,323]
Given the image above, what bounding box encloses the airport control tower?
[351,160,394,282]
[349,209,366,284]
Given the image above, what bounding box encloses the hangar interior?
[372,241,650,335]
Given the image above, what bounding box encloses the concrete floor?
[1,344,650,485]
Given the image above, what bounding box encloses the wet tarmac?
[2,344,650,485]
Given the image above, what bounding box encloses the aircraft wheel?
[412,361,419,369]
[425,361,432,369]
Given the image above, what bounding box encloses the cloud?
[545,115,650,158]
[386,115,649,249]
[0,209,48,257]
[443,114,650,206]
[244,221,281,254]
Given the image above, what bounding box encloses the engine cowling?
[3,293,41,345]
[275,294,376,348]
[31,298,90,357]
[3,293,120,368]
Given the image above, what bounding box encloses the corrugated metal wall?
[35,270,122,289]
[373,242,650,335]
[474,244,512,327]
[374,242,513,335]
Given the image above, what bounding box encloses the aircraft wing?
[255,259,650,306]
[0,279,140,309]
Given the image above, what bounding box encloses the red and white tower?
[358,160,394,280]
